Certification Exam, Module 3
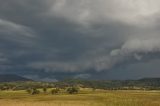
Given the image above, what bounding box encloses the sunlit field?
[0,89,160,106]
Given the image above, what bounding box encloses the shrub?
[66,87,79,94]
[31,88,40,95]
[51,88,60,95]
[26,88,32,94]
[43,87,47,93]
[26,88,40,95]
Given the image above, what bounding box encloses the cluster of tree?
[0,82,54,91]
[51,88,60,94]
[25,87,79,95]
[26,88,40,95]
[66,87,79,94]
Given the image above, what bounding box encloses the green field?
[0,89,160,106]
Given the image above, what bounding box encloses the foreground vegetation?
[0,89,160,106]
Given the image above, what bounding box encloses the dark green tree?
[43,87,47,93]
[51,88,60,95]
[26,88,40,95]
[66,87,79,94]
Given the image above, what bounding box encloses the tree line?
[0,78,160,92]
[26,87,79,95]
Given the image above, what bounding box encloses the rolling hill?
[0,74,32,82]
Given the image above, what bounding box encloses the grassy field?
[0,89,160,106]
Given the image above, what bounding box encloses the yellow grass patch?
[0,90,160,106]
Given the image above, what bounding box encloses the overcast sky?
[0,0,160,81]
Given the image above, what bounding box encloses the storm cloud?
[0,0,160,80]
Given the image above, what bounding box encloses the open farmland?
[0,89,160,106]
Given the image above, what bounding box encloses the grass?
[0,89,160,106]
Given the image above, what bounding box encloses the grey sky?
[0,0,160,80]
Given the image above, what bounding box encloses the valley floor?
[0,89,160,106]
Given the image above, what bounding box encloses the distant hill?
[59,78,160,90]
[0,74,32,82]
[138,78,160,82]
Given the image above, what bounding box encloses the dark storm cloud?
[0,0,160,80]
